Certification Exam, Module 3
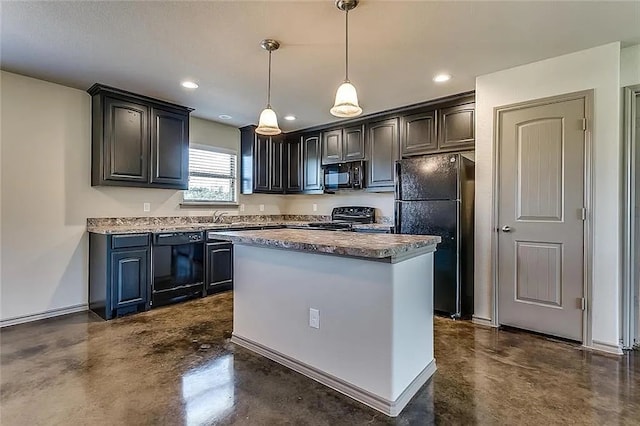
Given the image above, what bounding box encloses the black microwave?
[323,161,364,191]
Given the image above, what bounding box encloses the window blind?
[183,147,237,203]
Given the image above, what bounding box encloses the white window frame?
[181,144,239,206]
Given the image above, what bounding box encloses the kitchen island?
[210,229,441,417]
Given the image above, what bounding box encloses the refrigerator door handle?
[395,161,402,200]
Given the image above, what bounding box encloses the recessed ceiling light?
[181,81,199,89]
[284,115,296,121]
[433,74,451,83]
[218,114,232,120]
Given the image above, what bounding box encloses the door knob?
[501,226,512,233]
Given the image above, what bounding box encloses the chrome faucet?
[212,210,229,224]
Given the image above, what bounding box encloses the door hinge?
[580,207,587,221]
[581,118,587,131]
[579,297,586,311]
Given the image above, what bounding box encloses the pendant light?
[330,0,362,118]
[256,39,282,136]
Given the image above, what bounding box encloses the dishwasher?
[151,231,204,307]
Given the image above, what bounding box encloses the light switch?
[143,203,151,212]
[309,308,320,329]
[259,204,265,212]
[312,204,318,212]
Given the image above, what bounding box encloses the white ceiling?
[2,1,639,131]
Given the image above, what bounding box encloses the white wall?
[620,45,640,88]
[474,42,622,349]
[0,71,287,322]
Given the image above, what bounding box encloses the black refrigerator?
[395,153,474,318]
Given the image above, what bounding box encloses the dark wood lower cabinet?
[111,249,148,311]
[89,233,150,320]
[205,242,233,295]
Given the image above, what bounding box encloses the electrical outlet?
[143,203,151,212]
[312,203,318,212]
[240,204,245,212]
[259,204,265,212]
[309,308,320,329]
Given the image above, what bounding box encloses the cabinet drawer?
[111,234,150,249]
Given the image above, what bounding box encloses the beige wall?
[475,42,622,350]
[284,192,394,220]
[0,71,288,322]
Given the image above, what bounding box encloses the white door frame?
[491,90,594,346]
[622,84,640,350]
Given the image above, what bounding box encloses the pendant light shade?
[330,81,362,118]
[255,39,282,136]
[331,0,362,118]
[256,107,281,136]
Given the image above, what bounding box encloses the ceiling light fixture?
[218,114,232,120]
[330,0,362,118]
[433,74,451,83]
[284,115,296,121]
[181,81,199,89]
[255,39,282,136]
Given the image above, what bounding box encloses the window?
[183,145,237,204]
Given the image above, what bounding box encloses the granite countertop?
[87,220,394,235]
[86,221,310,235]
[208,229,440,260]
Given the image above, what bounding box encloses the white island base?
[231,244,436,417]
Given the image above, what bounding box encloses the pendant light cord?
[267,49,272,108]
[345,9,349,82]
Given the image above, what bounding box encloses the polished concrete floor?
[1,292,638,425]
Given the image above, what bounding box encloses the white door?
[497,96,586,341]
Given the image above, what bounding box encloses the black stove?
[307,207,375,230]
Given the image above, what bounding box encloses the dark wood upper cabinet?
[438,102,475,151]
[302,134,323,192]
[101,97,149,184]
[366,118,399,191]
[322,129,343,164]
[401,110,437,157]
[240,126,286,194]
[88,84,192,189]
[285,136,303,193]
[253,134,271,192]
[270,136,285,193]
[342,125,365,161]
[150,108,189,188]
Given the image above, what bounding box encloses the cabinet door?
[150,108,189,188]
[103,97,149,183]
[270,137,285,193]
[322,129,343,164]
[366,118,399,190]
[401,110,437,157]
[438,102,475,151]
[286,137,303,193]
[253,135,271,192]
[343,125,365,161]
[111,249,148,310]
[206,242,233,293]
[302,134,323,191]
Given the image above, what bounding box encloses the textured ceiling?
[2,1,639,131]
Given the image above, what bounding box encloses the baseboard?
[586,340,624,355]
[231,334,436,417]
[0,304,88,328]
[472,315,497,328]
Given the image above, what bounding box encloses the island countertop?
[209,228,440,260]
